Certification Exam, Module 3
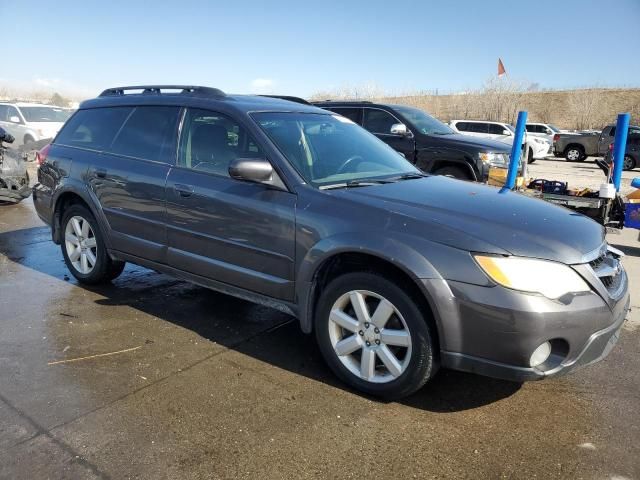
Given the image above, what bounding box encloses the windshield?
[392,105,454,135]
[19,106,72,123]
[253,112,420,188]
[505,124,515,133]
[548,125,560,133]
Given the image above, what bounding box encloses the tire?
[60,204,125,284]
[23,135,34,146]
[433,165,471,180]
[528,148,536,164]
[314,272,437,399]
[565,146,584,162]
[623,155,636,171]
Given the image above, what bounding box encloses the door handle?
[174,183,195,197]
[95,168,107,178]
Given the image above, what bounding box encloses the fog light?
[530,341,552,367]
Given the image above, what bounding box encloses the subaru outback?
[33,86,630,399]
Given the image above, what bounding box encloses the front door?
[165,108,296,301]
[362,108,415,161]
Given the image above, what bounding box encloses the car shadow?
[0,225,521,412]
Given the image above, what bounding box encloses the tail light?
[553,134,560,142]
[36,144,51,166]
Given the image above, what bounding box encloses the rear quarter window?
[55,107,133,150]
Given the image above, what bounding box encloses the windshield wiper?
[387,172,428,181]
[320,178,394,190]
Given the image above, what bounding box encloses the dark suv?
[312,101,511,181]
[33,86,629,399]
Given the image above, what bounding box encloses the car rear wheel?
[315,272,437,399]
[61,204,125,284]
[565,147,583,162]
[623,155,636,171]
[433,165,471,180]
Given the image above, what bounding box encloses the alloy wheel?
[64,215,98,274]
[623,156,635,170]
[567,149,580,161]
[328,290,412,383]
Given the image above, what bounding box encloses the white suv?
[0,103,72,147]
[450,119,552,163]
[525,122,561,144]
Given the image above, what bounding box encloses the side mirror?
[390,123,409,136]
[502,129,511,136]
[9,115,21,124]
[229,157,274,184]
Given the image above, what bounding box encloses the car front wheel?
[315,272,437,399]
[623,155,636,171]
[61,204,125,284]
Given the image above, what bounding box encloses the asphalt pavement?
[0,158,638,479]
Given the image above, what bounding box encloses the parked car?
[311,101,512,181]
[553,125,640,161]
[0,102,72,147]
[603,133,639,171]
[0,126,31,203]
[33,85,630,399]
[449,119,551,163]
[526,122,561,144]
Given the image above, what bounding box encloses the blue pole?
[505,111,528,190]
[611,113,630,191]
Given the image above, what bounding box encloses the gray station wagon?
[33,86,630,399]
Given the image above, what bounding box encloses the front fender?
[295,231,443,334]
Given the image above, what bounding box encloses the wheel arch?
[564,143,585,155]
[51,187,110,249]
[296,235,444,349]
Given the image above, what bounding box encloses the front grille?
[589,246,624,295]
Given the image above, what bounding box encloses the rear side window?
[110,106,180,162]
[55,107,132,150]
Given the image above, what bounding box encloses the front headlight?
[478,152,508,167]
[474,255,590,299]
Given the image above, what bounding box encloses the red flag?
[498,58,506,77]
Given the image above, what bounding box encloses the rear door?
[324,107,362,125]
[57,106,181,263]
[362,108,415,161]
[165,107,296,301]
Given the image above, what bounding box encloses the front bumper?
[422,272,630,382]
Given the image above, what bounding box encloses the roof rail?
[98,85,226,98]
[259,95,310,105]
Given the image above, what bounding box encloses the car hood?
[333,176,604,264]
[419,133,511,153]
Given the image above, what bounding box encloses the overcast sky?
[2,0,639,98]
